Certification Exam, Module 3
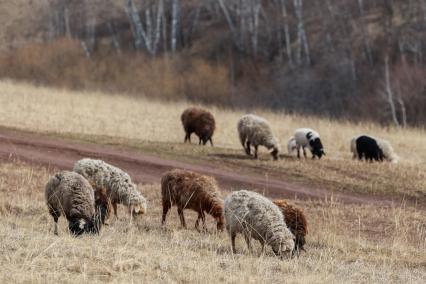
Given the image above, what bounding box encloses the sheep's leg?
[49,208,60,235]
[161,201,171,225]
[112,202,118,219]
[245,141,251,155]
[260,240,265,255]
[254,145,258,159]
[209,137,213,147]
[201,211,207,231]
[297,145,301,159]
[53,217,59,235]
[243,232,253,253]
[195,214,201,231]
[177,208,187,228]
[303,147,307,158]
[199,137,202,145]
[231,232,237,253]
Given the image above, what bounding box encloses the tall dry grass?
[1,161,425,283]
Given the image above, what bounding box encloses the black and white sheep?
[45,171,107,236]
[294,128,325,159]
[73,158,147,221]
[350,135,398,163]
[237,114,280,160]
[224,190,295,257]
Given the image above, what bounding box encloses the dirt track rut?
[0,128,396,205]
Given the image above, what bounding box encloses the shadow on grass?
[208,153,254,160]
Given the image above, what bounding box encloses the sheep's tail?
[49,172,63,189]
[238,125,246,147]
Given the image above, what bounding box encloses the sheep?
[45,171,107,236]
[287,136,297,155]
[161,169,224,232]
[224,190,295,257]
[237,114,280,160]
[350,135,398,163]
[294,128,325,159]
[181,107,216,146]
[272,200,308,253]
[73,158,147,222]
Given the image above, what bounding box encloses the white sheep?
[73,158,147,221]
[287,136,297,155]
[45,171,106,235]
[294,128,325,159]
[351,135,398,163]
[224,190,295,257]
[237,114,280,160]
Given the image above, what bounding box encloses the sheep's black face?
[294,236,306,253]
[309,138,325,159]
[69,219,87,236]
[271,148,279,160]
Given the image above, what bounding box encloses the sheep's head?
[309,138,325,159]
[272,238,295,259]
[129,193,148,218]
[268,137,280,160]
[294,235,306,254]
[130,202,147,217]
[69,218,99,236]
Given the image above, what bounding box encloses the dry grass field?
[1,80,426,283]
[1,161,426,283]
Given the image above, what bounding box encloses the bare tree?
[171,0,180,53]
[293,0,310,65]
[383,56,400,127]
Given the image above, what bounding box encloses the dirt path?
[0,128,396,205]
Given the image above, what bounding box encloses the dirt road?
[0,127,396,205]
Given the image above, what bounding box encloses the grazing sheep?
[351,135,398,163]
[273,200,308,253]
[161,169,224,231]
[181,107,216,146]
[224,190,295,257]
[73,158,147,221]
[45,171,106,236]
[287,136,297,155]
[294,128,325,159]
[237,114,280,160]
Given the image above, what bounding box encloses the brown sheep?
[273,200,308,253]
[161,169,224,231]
[181,107,216,146]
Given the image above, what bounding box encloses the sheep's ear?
[78,219,86,229]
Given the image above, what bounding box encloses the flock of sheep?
[44,106,398,259]
[182,107,398,163]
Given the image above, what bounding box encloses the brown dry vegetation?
[1,160,425,283]
[0,38,231,104]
